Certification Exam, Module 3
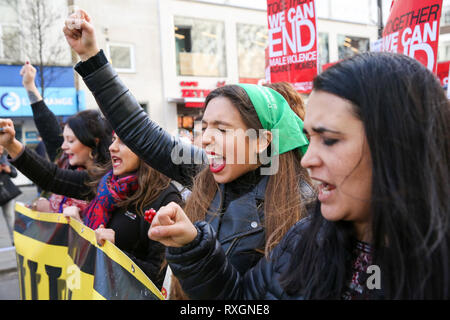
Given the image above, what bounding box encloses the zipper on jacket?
[225,237,239,256]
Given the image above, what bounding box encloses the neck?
[353,220,371,243]
[84,158,94,170]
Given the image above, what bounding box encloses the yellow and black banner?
[13,203,164,300]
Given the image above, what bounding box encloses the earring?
[89,151,94,160]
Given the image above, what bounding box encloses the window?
[236,23,267,81]
[0,24,20,61]
[338,35,369,60]
[107,43,135,73]
[438,42,450,62]
[174,16,226,77]
[441,6,450,26]
[318,32,329,67]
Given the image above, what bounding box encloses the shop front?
[159,0,267,141]
[0,64,85,146]
[0,64,85,185]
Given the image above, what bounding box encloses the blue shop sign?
[0,87,85,117]
[0,65,75,87]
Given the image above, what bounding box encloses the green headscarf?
[237,84,309,156]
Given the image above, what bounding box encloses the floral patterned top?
[342,240,374,300]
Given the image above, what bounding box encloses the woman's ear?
[257,130,272,154]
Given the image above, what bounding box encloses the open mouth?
[207,151,226,173]
[314,179,337,202]
[112,156,122,168]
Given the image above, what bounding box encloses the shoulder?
[147,182,183,210]
[272,200,324,260]
[277,216,313,253]
[160,182,183,204]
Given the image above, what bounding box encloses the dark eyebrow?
[304,126,342,135]
[202,119,233,127]
[313,126,342,134]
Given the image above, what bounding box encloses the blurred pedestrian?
[0,145,21,245]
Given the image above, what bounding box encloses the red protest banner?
[382,0,443,73]
[266,0,318,93]
[437,61,450,87]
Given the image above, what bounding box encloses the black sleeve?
[7,164,17,178]
[166,221,247,299]
[9,147,92,200]
[30,100,64,162]
[167,218,312,300]
[75,50,206,188]
[74,49,109,78]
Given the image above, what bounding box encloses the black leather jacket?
[10,147,181,288]
[75,50,314,277]
[166,217,314,300]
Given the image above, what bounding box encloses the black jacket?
[166,218,313,300]
[10,147,182,288]
[75,51,315,277]
[167,204,387,300]
[0,155,21,206]
[31,100,63,162]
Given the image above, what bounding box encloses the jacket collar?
[206,172,269,244]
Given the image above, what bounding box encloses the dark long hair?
[280,52,450,299]
[66,110,112,166]
[172,85,312,299]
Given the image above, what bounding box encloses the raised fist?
[19,62,37,90]
[63,8,99,61]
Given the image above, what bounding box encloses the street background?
[0,185,37,300]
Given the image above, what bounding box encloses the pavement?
[0,185,38,300]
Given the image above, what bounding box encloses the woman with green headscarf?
[62,12,315,299]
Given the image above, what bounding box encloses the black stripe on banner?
[67,225,97,276]
[14,212,69,247]
[94,249,160,300]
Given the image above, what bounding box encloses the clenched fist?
[63,8,99,61]
[148,202,198,248]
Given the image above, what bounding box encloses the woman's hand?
[32,198,51,213]
[148,202,198,248]
[1,164,11,174]
[0,119,24,158]
[95,225,115,246]
[63,8,99,61]
[20,62,37,90]
[20,62,43,103]
[63,205,82,223]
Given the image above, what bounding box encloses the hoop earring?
[89,151,94,160]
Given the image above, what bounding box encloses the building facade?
[73,0,382,140]
[0,0,83,145]
[1,0,391,146]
